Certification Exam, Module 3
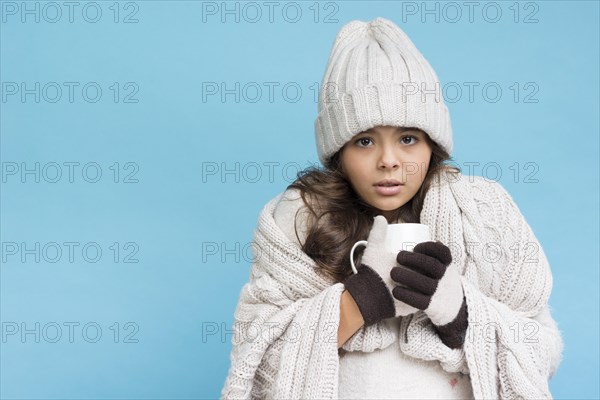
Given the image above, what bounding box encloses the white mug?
[350,223,431,274]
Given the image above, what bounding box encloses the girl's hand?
[343,216,419,327]
[392,241,469,349]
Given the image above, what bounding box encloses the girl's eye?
[355,137,373,147]
[401,135,419,145]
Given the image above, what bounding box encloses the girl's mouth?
[374,182,403,196]
[374,178,403,187]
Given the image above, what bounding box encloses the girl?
[221,17,563,399]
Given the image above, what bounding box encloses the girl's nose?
[377,147,400,170]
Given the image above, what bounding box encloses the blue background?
[1,1,598,399]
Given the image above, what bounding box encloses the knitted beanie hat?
[314,17,453,165]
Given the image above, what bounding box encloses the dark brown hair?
[287,129,461,283]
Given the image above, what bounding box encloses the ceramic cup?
[350,223,431,274]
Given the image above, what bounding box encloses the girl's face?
[340,125,432,220]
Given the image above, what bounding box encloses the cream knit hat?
[314,17,453,165]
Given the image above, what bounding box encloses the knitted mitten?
[343,216,420,326]
[392,241,468,349]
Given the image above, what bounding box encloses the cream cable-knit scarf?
[221,173,563,399]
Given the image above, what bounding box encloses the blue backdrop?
[1,1,598,399]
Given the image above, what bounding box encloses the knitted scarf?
[221,173,562,399]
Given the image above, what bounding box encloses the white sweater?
[338,319,473,399]
[273,188,474,399]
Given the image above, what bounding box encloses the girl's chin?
[371,199,407,212]
[359,191,410,212]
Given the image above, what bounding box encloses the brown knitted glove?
[392,241,469,349]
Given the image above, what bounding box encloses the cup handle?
[350,240,368,274]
